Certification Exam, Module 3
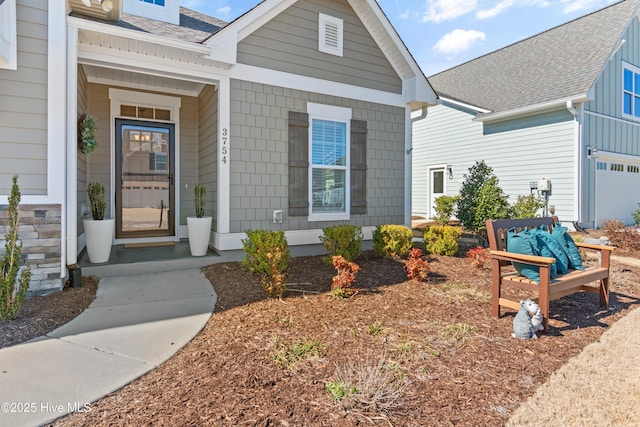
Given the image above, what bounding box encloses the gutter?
[473,94,591,123]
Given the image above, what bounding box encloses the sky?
[180,0,618,76]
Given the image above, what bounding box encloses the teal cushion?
[507,229,540,283]
[551,224,585,270]
[528,232,558,279]
[532,226,569,275]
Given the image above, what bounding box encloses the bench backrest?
[485,216,559,252]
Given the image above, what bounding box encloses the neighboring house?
[0,0,436,294]
[412,0,640,229]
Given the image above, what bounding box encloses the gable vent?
[319,13,343,57]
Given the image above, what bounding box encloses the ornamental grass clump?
[242,229,290,298]
[1,176,32,320]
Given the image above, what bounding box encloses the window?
[153,152,167,171]
[288,108,367,220]
[318,13,343,57]
[308,104,351,220]
[140,0,165,6]
[623,64,640,118]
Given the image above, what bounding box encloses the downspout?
[405,106,428,227]
[566,100,584,230]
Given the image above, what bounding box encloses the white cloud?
[476,0,514,19]
[423,0,477,23]
[433,29,486,55]
[217,6,231,20]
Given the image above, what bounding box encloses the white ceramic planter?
[83,218,115,263]
[187,216,212,256]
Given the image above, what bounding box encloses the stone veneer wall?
[0,204,63,295]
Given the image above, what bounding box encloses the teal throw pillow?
[551,224,585,270]
[532,226,569,275]
[530,233,558,279]
[507,229,540,283]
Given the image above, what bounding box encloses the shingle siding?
[229,78,405,233]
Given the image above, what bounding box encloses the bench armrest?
[489,250,556,266]
[575,242,615,252]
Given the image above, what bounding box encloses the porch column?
[216,76,231,241]
[66,24,79,265]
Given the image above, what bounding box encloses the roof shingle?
[428,0,640,113]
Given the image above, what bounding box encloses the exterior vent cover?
[319,13,343,57]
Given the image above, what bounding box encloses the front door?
[429,168,445,219]
[115,119,175,238]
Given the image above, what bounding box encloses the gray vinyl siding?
[0,0,48,194]
[197,84,218,231]
[229,78,405,233]
[412,103,576,221]
[581,17,640,226]
[179,95,198,225]
[85,84,112,214]
[237,0,402,94]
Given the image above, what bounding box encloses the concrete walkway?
[0,269,216,427]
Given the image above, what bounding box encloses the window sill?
[308,212,350,222]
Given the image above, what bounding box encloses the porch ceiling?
[82,65,207,97]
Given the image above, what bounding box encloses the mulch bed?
[50,249,640,426]
[0,276,98,349]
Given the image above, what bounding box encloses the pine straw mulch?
[0,276,98,349]
[52,249,640,427]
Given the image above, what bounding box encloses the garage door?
[595,153,640,227]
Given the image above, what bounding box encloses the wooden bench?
[486,217,614,330]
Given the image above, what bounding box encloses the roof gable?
[429,0,640,116]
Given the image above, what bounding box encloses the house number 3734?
[221,128,228,164]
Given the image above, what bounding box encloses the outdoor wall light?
[447,165,453,180]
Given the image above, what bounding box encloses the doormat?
[124,241,176,249]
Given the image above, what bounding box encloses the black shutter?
[288,111,309,216]
[350,119,367,215]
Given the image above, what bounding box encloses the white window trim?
[108,89,181,242]
[307,103,351,222]
[622,61,640,121]
[318,13,343,57]
[0,0,17,70]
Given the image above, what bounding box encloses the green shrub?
[372,224,413,259]
[633,203,640,226]
[319,225,363,265]
[456,161,509,233]
[1,176,32,320]
[241,229,290,298]
[510,194,544,219]
[423,225,461,256]
[432,195,459,225]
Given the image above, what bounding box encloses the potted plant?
[83,182,115,263]
[187,184,212,256]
